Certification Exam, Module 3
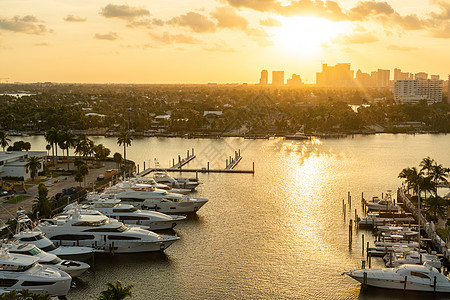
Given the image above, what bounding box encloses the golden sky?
[1,0,449,84]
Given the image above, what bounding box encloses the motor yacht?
[365,199,400,212]
[37,208,179,253]
[385,251,442,269]
[344,263,450,292]
[88,187,208,214]
[4,241,90,277]
[126,177,191,194]
[152,172,200,190]
[0,250,71,296]
[64,199,186,230]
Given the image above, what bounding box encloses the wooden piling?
[207,162,210,171]
[363,272,367,289]
[137,164,139,173]
[362,234,365,254]
[403,276,407,294]
[143,161,145,170]
[362,260,366,269]
[252,162,255,173]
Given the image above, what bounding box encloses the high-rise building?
[394,79,443,105]
[316,63,354,87]
[430,75,440,80]
[272,71,284,85]
[287,74,302,86]
[375,69,390,87]
[394,68,410,81]
[415,72,428,80]
[259,70,268,85]
[355,69,373,87]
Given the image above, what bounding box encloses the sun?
[272,16,344,55]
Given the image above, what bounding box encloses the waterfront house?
[0,151,46,181]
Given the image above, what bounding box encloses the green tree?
[75,172,84,187]
[425,195,448,221]
[23,142,31,151]
[45,127,59,166]
[0,130,10,151]
[0,289,52,299]
[32,183,52,218]
[430,164,449,186]
[93,144,111,161]
[97,280,133,300]
[113,152,123,170]
[117,131,133,164]
[78,164,89,188]
[58,128,77,170]
[420,156,435,175]
[398,167,422,194]
[75,134,94,160]
[26,156,42,181]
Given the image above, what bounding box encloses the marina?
[1,134,449,299]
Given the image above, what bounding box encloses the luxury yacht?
[88,187,208,214]
[37,208,179,253]
[344,263,450,292]
[0,250,71,296]
[385,251,442,269]
[152,172,200,190]
[4,241,90,277]
[365,199,400,212]
[126,177,191,194]
[64,199,186,230]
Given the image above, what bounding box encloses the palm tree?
[78,164,89,188]
[417,175,436,201]
[398,167,422,194]
[58,128,77,170]
[26,156,42,181]
[75,134,94,160]
[0,130,10,151]
[117,131,133,164]
[420,156,435,175]
[93,144,111,161]
[32,183,52,218]
[425,195,448,221]
[113,152,123,170]
[97,280,133,300]
[430,164,449,186]
[45,127,59,165]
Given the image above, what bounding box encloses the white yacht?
[344,263,450,292]
[64,199,186,230]
[152,172,200,190]
[366,199,400,212]
[385,251,442,269]
[88,187,208,214]
[5,241,90,277]
[126,177,191,194]
[14,214,94,262]
[0,250,71,296]
[37,208,179,253]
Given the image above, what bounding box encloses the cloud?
[100,4,150,20]
[0,15,51,35]
[211,7,248,29]
[252,37,274,47]
[64,15,86,22]
[245,27,270,37]
[346,1,395,21]
[94,32,119,40]
[35,42,50,46]
[428,22,450,38]
[203,39,236,52]
[226,0,277,11]
[168,12,216,33]
[336,32,379,44]
[387,45,418,51]
[430,1,450,20]
[149,31,202,44]
[259,17,282,27]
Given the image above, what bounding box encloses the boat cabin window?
[40,244,57,252]
[113,207,138,213]
[107,235,140,240]
[19,234,44,242]
[51,234,95,241]
[0,278,19,287]
[119,216,149,221]
[410,271,430,279]
[72,219,107,227]
[84,224,127,233]
[0,262,36,272]
[27,247,42,256]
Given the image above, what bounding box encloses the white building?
[394,79,443,105]
[0,151,46,181]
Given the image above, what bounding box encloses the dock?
[169,149,196,169]
[225,150,242,170]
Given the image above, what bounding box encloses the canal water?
[13,134,450,299]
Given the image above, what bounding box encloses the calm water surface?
[14,134,450,299]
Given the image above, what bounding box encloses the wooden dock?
[225,150,242,170]
[169,154,196,169]
[139,168,254,175]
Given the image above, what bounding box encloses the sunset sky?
[1,0,449,84]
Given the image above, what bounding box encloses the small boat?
[384,251,442,269]
[0,249,71,296]
[5,241,90,277]
[285,131,308,140]
[366,199,400,212]
[344,263,450,292]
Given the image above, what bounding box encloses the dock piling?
[362,234,365,254]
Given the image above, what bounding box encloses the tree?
[45,144,51,156]
[75,172,84,187]
[0,130,10,151]
[75,134,94,160]
[420,156,435,175]
[26,156,42,181]
[113,152,123,170]
[0,289,52,300]
[32,183,52,218]
[78,164,89,188]
[430,164,449,186]
[117,131,133,164]
[58,128,77,170]
[23,142,31,151]
[398,167,422,194]
[97,280,133,300]
[425,195,448,221]
[93,144,111,161]
[45,127,59,165]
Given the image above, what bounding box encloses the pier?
[225,150,242,170]
[169,148,196,169]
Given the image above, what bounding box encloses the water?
[11,134,450,299]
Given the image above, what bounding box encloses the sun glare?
[272,16,343,56]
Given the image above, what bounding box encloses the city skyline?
[0,1,449,84]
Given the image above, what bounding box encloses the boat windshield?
[72,219,108,226]
[50,257,63,264]
[113,207,138,213]
[28,247,42,256]
[0,262,37,272]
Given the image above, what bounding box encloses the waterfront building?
[259,70,268,85]
[415,72,428,80]
[393,68,411,81]
[394,78,443,105]
[272,71,284,85]
[0,151,46,180]
[287,74,302,86]
[316,63,354,87]
[430,75,440,80]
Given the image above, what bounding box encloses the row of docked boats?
[344,193,450,293]
[0,172,207,297]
